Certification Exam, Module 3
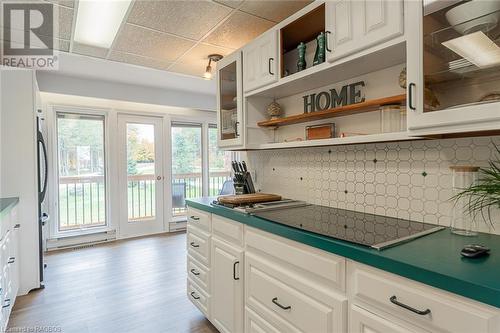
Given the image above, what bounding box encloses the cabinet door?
[217,51,244,148]
[350,305,428,333]
[211,237,243,333]
[243,31,278,92]
[406,0,500,136]
[326,0,403,62]
[325,0,355,62]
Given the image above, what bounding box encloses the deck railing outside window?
[59,171,232,229]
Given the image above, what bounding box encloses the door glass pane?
[423,1,500,113]
[57,113,106,231]
[219,61,238,140]
[209,126,233,196]
[171,124,202,216]
[127,123,156,221]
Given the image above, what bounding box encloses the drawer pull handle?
[190,291,200,300]
[190,242,200,248]
[268,58,274,75]
[390,295,430,315]
[233,261,240,280]
[190,269,200,276]
[2,299,10,308]
[14,224,20,229]
[7,257,15,264]
[325,30,332,52]
[272,297,291,310]
[190,216,200,221]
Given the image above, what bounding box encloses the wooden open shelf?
[257,94,406,128]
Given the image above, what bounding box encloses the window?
[208,125,232,196]
[171,123,202,216]
[56,113,106,231]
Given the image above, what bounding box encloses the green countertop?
[187,197,500,309]
[0,197,19,219]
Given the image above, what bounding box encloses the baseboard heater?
[46,229,117,251]
[169,220,187,232]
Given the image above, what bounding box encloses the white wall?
[37,72,217,111]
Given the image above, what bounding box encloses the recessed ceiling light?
[74,0,132,49]
[442,31,500,69]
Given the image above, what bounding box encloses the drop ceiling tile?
[169,43,233,78]
[128,0,232,40]
[213,0,243,9]
[72,42,108,58]
[109,51,173,71]
[239,0,312,23]
[113,24,195,62]
[54,5,74,40]
[43,0,74,8]
[203,10,274,49]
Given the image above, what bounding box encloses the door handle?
[233,261,240,280]
[268,58,274,75]
[190,268,200,276]
[325,31,332,52]
[190,242,200,248]
[408,82,416,111]
[389,295,431,315]
[272,297,291,310]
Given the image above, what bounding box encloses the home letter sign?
[303,81,365,113]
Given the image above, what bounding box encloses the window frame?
[50,107,111,238]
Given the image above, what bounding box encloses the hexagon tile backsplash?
[246,136,500,235]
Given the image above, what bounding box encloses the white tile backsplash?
[246,136,500,234]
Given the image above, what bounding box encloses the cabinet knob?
[190,291,200,300]
[190,268,200,276]
[190,242,200,248]
[2,299,10,308]
[7,257,15,264]
[14,224,20,229]
[189,216,200,221]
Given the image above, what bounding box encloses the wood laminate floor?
[8,232,219,333]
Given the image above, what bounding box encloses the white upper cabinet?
[243,30,278,93]
[406,0,500,136]
[216,51,244,148]
[326,0,404,62]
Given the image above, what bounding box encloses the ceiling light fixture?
[74,0,132,49]
[203,54,223,80]
[442,31,500,69]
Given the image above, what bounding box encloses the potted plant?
[452,146,500,229]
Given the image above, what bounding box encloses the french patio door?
[118,115,164,238]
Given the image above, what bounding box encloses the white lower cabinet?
[211,237,243,333]
[186,210,500,333]
[350,305,428,333]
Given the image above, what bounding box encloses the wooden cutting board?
[217,193,282,205]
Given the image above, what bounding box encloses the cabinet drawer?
[350,305,429,333]
[187,207,211,232]
[245,306,281,333]
[212,214,243,246]
[187,278,210,318]
[187,227,210,266]
[187,255,209,293]
[348,262,500,333]
[246,252,347,333]
[245,227,345,291]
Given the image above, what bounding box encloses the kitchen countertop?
[187,197,500,309]
[0,197,19,219]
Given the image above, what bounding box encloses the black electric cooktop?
[253,205,443,250]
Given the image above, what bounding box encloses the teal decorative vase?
[297,42,306,72]
[313,32,326,66]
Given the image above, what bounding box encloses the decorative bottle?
[297,42,306,72]
[313,32,325,66]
